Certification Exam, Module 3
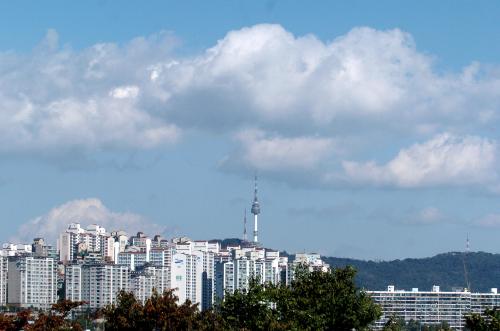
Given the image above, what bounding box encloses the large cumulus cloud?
[3,24,500,189]
[11,198,167,243]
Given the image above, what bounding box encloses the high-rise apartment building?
[0,256,7,306]
[191,250,215,310]
[7,256,57,309]
[171,253,202,306]
[131,266,170,304]
[59,223,114,263]
[215,248,282,301]
[32,238,58,259]
[65,264,83,302]
[67,263,129,309]
[150,245,174,270]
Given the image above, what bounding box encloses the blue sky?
[1,1,500,260]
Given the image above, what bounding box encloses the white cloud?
[11,198,166,244]
[227,129,334,172]
[474,213,500,227]
[403,207,447,225]
[4,25,500,190]
[342,133,497,188]
[109,85,140,99]
[157,25,433,127]
[0,30,180,154]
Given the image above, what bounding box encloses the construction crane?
[462,234,471,291]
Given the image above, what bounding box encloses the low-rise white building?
[369,285,500,330]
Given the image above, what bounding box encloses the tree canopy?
[465,308,500,331]
[219,265,381,330]
[0,266,381,330]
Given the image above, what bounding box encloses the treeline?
[1,265,499,330]
[0,300,86,331]
[102,266,381,330]
[0,266,381,331]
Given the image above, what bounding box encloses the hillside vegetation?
[324,251,500,292]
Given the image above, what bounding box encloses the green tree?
[382,318,452,331]
[465,308,500,331]
[220,278,283,330]
[101,290,145,330]
[220,265,381,331]
[284,265,381,330]
[101,289,202,331]
[382,316,406,331]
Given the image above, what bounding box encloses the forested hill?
[215,239,500,292]
[323,252,500,292]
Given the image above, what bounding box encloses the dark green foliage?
[220,278,284,330]
[219,266,381,331]
[293,266,381,330]
[0,266,380,330]
[382,316,452,331]
[465,308,500,330]
[325,252,500,292]
[101,289,205,331]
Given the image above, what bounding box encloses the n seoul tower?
[251,176,261,243]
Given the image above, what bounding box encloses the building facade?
[131,266,170,304]
[59,223,114,263]
[7,256,57,309]
[77,263,129,309]
[170,253,202,306]
[369,286,500,330]
[0,256,6,306]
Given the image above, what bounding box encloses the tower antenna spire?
[243,209,247,241]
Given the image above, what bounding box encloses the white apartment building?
[65,264,83,302]
[151,235,170,248]
[171,253,202,306]
[150,246,174,269]
[59,223,114,263]
[0,256,7,306]
[215,250,282,301]
[111,231,129,252]
[117,240,172,270]
[215,261,235,300]
[80,263,129,309]
[369,285,500,330]
[191,250,215,310]
[117,250,147,271]
[131,266,170,304]
[7,256,57,309]
[287,253,329,284]
[129,232,151,248]
[1,243,32,256]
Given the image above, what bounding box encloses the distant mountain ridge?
[215,239,500,292]
[324,251,500,292]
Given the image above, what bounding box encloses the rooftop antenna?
[243,209,247,242]
[463,233,471,291]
